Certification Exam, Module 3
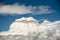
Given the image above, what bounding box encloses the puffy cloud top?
[15,17,37,22]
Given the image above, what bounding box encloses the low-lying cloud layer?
[0,3,55,15]
[0,17,60,40]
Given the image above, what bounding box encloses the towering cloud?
[0,17,60,40]
[9,17,40,36]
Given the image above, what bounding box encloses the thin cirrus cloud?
[0,3,55,15]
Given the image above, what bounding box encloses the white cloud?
[0,17,60,40]
[0,17,39,36]
[38,20,60,40]
[0,3,55,15]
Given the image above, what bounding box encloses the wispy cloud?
[0,3,55,15]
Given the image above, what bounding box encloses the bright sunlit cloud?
[0,17,60,40]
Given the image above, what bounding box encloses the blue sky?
[0,0,60,32]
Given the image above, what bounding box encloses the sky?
[0,0,60,32]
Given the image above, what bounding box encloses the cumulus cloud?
[38,20,60,40]
[0,17,60,40]
[0,17,39,36]
[0,3,55,15]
